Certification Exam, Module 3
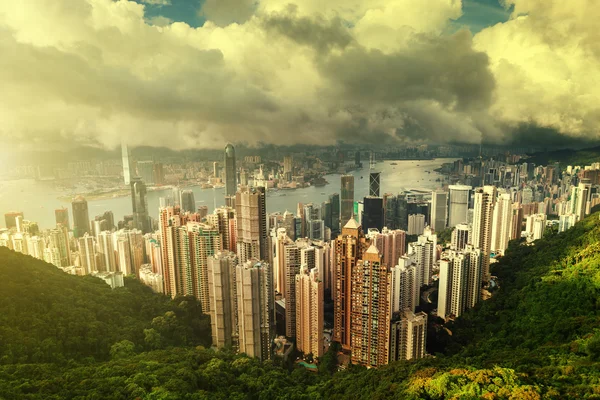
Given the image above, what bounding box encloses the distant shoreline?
[56,185,178,202]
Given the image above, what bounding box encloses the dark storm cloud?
[494,123,600,148]
[1,0,597,152]
[261,6,355,53]
[320,30,494,111]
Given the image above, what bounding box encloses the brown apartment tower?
[333,218,369,350]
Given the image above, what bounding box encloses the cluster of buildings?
[3,144,600,369]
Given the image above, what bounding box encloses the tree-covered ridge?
[525,145,600,166]
[2,213,600,398]
[0,248,211,364]
[446,212,600,362]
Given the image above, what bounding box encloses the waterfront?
[0,159,454,230]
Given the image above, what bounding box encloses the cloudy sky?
[0,0,598,151]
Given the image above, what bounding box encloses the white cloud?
[0,0,596,151]
[473,0,600,141]
[147,15,173,26]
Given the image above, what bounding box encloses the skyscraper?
[340,175,354,223]
[408,214,425,235]
[490,193,513,256]
[131,177,151,233]
[510,203,524,240]
[54,208,70,228]
[197,205,209,220]
[137,160,154,184]
[448,185,472,227]
[225,144,237,197]
[188,223,222,314]
[4,212,23,230]
[116,233,134,275]
[322,199,332,233]
[153,163,165,185]
[98,230,117,272]
[354,200,364,225]
[574,180,592,220]
[525,213,547,241]
[127,229,145,275]
[72,196,90,238]
[283,241,302,338]
[389,310,427,362]
[431,190,448,232]
[121,143,132,185]
[236,187,267,263]
[78,233,97,274]
[437,245,482,320]
[207,252,238,349]
[333,219,369,350]
[163,221,222,305]
[206,207,237,252]
[408,228,437,287]
[159,206,182,296]
[273,228,291,296]
[451,223,470,251]
[362,196,384,232]
[368,227,406,269]
[44,247,62,267]
[329,193,340,236]
[283,156,293,181]
[27,236,45,260]
[350,246,391,367]
[295,265,324,357]
[369,172,380,197]
[391,256,418,313]
[49,225,71,267]
[559,213,578,233]
[236,259,274,361]
[384,193,408,230]
[471,186,496,282]
[180,190,196,213]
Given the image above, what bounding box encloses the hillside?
[0,248,211,365]
[525,145,600,166]
[1,213,600,398]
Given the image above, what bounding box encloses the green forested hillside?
[525,145,600,166]
[1,213,600,399]
[0,248,211,365]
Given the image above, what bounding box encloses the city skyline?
[1,144,599,373]
[1,0,599,391]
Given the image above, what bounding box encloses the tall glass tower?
[72,196,90,238]
[225,144,237,197]
[121,142,132,185]
[340,175,354,224]
[131,177,150,233]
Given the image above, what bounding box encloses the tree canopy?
[2,212,600,398]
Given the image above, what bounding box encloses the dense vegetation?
[1,213,600,398]
[525,145,600,166]
[0,248,211,365]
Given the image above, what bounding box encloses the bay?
[0,159,454,230]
